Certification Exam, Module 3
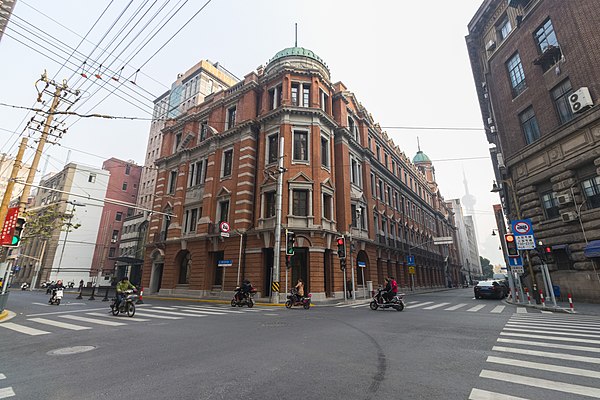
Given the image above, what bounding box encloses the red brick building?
[467,0,600,301]
[143,47,461,300]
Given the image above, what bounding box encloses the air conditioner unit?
[556,193,572,205]
[485,40,497,51]
[569,87,593,114]
[490,125,497,133]
[561,211,578,223]
[487,117,494,125]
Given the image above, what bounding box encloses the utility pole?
[271,137,285,304]
[0,137,28,231]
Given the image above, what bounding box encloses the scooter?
[231,286,256,308]
[21,282,30,290]
[49,288,64,305]
[110,289,138,317]
[369,288,405,311]
[285,289,311,309]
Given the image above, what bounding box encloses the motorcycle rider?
[237,279,253,301]
[115,276,136,309]
[379,278,393,303]
[49,280,65,303]
[390,276,398,300]
[294,278,304,303]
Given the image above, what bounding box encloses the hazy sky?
[0,0,507,266]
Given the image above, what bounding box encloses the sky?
[0,0,507,266]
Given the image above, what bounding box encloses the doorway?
[150,263,163,293]
[212,251,225,288]
[290,248,309,294]
[263,248,274,297]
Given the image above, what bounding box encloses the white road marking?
[491,306,505,313]
[469,388,530,400]
[511,315,600,323]
[503,327,600,339]
[510,317,600,327]
[487,356,600,379]
[406,301,434,309]
[492,346,600,364]
[423,302,450,310]
[142,309,207,318]
[27,306,108,317]
[467,305,486,312]
[32,302,51,307]
[0,322,49,336]
[178,305,245,314]
[444,303,467,311]
[169,308,226,316]
[497,337,600,353]
[28,318,91,331]
[334,303,356,308]
[351,304,369,308]
[541,310,552,314]
[264,313,279,316]
[86,312,150,322]
[516,308,527,314]
[480,369,600,398]
[134,312,182,320]
[61,315,126,326]
[0,387,15,399]
[506,322,600,334]
[500,331,600,345]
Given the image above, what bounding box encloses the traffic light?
[286,230,296,256]
[340,258,346,271]
[538,244,552,261]
[10,217,26,247]
[336,236,346,258]
[505,233,518,257]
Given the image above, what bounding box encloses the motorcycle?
[110,289,138,317]
[49,288,64,305]
[369,288,405,311]
[21,282,30,290]
[285,289,311,309]
[231,286,256,308]
[67,281,75,288]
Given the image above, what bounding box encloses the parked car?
[474,280,507,299]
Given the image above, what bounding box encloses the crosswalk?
[0,303,278,337]
[0,372,15,399]
[469,313,600,399]
[334,300,540,314]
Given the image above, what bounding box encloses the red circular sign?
[220,221,230,233]
[514,221,531,234]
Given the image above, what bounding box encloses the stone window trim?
[260,183,277,219]
[288,181,313,218]
[266,131,279,165]
[221,147,234,179]
[292,129,310,163]
[320,134,330,169]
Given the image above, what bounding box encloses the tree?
[23,204,80,241]
[480,256,493,279]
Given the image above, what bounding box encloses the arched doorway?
[356,250,369,297]
[149,249,164,294]
[175,250,191,285]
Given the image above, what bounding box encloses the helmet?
[57,280,63,285]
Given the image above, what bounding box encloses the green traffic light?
[11,236,19,246]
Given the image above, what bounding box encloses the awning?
[584,240,600,258]
[110,256,144,265]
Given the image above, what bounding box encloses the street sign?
[408,266,416,275]
[407,255,415,266]
[220,232,230,238]
[357,261,366,268]
[433,236,453,245]
[511,266,525,274]
[0,207,19,246]
[219,221,230,233]
[511,219,536,250]
[217,260,233,267]
[508,256,523,267]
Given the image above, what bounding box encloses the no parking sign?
[511,219,536,250]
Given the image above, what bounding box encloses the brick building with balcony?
[467,0,600,302]
[142,47,462,300]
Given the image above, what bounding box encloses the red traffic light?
[544,246,552,253]
[337,238,345,246]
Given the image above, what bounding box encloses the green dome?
[413,150,431,164]
[268,47,328,68]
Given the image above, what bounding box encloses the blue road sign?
[508,256,523,267]
[407,255,415,266]
[357,261,366,268]
[218,260,233,267]
[511,219,536,250]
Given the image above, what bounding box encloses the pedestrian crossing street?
[469,313,600,400]
[334,300,546,314]
[0,304,278,337]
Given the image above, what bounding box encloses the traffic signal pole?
[271,137,285,304]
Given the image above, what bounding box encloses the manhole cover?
[47,346,96,356]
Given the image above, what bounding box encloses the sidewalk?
[504,296,600,316]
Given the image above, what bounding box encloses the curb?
[143,295,287,307]
[504,298,575,314]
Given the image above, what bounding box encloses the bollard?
[568,293,574,312]
[539,289,545,307]
[102,287,109,302]
[515,289,520,303]
[76,286,83,300]
[89,287,96,300]
[136,286,144,304]
[525,287,531,305]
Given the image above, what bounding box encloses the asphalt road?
[1,288,599,400]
